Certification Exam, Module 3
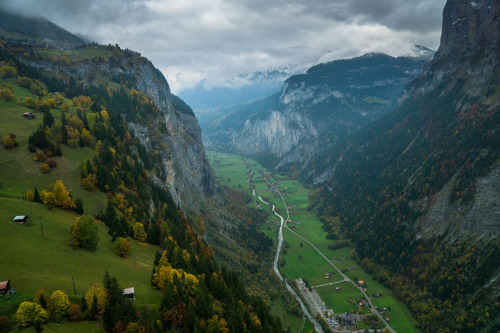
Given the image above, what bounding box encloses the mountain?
[202,50,433,173]
[0,11,283,333]
[309,0,499,331]
[0,9,85,47]
[178,66,300,128]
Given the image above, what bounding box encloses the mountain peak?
[405,45,435,61]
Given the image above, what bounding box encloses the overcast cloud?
[0,0,446,93]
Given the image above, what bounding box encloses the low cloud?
[1,0,446,93]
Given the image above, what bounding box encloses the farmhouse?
[0,281,11,295]
[12,215,29,223]
[22,112,35,119]
[123,287,135,299]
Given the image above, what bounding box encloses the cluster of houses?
[287,220,302,229]
[356,297,368,308]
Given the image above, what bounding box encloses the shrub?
[113,237,130,258]
[2,136,14,149]
[26,190,34,201]
[33,151,47,162]
[47,158,57,168]
[0,316,10,332]
[68,304,82,321]
[40,163,50,173]
[0,86,15,102]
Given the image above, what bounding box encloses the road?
[249,170,395,332]
[248,170,324,333]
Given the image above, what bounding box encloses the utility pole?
[40,220,45,239]
[72,276,77,297]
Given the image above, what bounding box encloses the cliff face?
[204,50,432,170]
[134,62,214,209]
[402,0,499,99]
[22,53,214,211]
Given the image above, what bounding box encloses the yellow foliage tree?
[133,222,147,242]
[14,301,48,328]
[41,190,56,209]
[152,251,199,293]
[84,283,107,315]
[52,180,74,208]
[206,315,229,333]
[48,290,70,321]
[26,190,34,201]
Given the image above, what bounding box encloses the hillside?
[309,0,500,331]
[0,9,84,47]
[0,13,282,333]
[202,47,433,174]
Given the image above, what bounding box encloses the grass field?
[315,282,364,314]
[0,90,107,216]
[0,197,161,308]
[0,90,162,329]
[207,151,420,333]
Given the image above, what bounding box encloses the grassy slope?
[207,151,419,333]
[0,84,107,216]
[0,86,161,324]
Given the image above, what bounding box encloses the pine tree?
[33,187,41,203]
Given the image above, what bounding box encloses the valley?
[208,151,420,332]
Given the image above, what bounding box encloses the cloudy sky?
[1,0,446,93]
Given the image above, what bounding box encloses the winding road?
[248,170,324,333]
[248,169,396,333]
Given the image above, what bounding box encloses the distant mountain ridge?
[179,65,302,128]
[0,9,85,46]
[202,48,433,172]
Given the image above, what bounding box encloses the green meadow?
[0,82,161,326]
[0,197,161,307]
[207,151,420,333]
[0,84,108,216]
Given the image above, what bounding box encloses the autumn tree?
[84,283,107,316]
[0,83,15,102]
[67,304,82,321]
[14,301,48,329]
[133,222,147,242]
[41,190,56,209]
[48,290,70,322]
[53,180,74,208]
[69,214,99,251]
[34,289,49,309]
[113,237,130,258]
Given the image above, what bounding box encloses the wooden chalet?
[12,215,29,223]
[0,281,11,295]
[123,287,135,299]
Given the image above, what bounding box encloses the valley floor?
[207,151,420,333]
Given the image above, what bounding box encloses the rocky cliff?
[20,47,214,211]
[133,61,215,210]
[203,48,433,171]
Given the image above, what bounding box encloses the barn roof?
[123,287,134,295]
[13,215,28,221]
[0,281,9,289]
